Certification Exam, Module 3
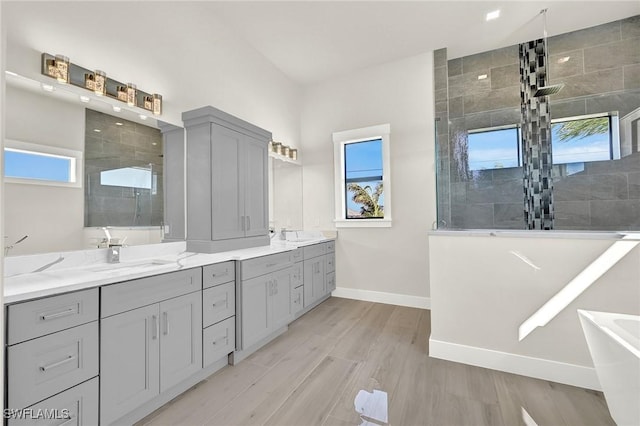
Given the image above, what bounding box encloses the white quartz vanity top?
[4,237,334,305]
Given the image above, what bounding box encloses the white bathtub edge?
[429,338,602,391]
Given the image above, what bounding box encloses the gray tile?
[550,99,586,120]
[551,68,624,101]
[583,37,640,73]
[449,96,464,118]
[466,178,522,204]
[590,173,629,200]
[494,203,525,229]
[448,58,463,77]
[585,90,640,118]
[548,21,621,54]
[448,74,464,98]
[629,172,640,199]
[590,199,640,228]
[619,151,640,172]
[435,88,448,102]
[463,87,520,114]
[434,48,447,68]
[435,100,448,114]
[490,108,521,127]
[462,70,492,94]
[491,46,520,67]
[554,201,591,227]
[434,66,447,90]
[490,64,519,90]
[492,167,523,182]
[554,175,590,201]
[451,203,494,229]
[451,182,467,204]
[463,112,492,131]
[624,63,640,90]
[462,50,494,75]
[549,50,584,79]
[621,15,640,40]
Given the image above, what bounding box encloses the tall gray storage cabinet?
[183,106,270,253]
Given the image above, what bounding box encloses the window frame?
[3,139,83,188]
[550,112,620,164]
[333,124,392,228]
[467,124,521,171]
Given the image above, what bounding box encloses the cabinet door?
[211,124,244,240]
[242,135,269,237]
[271,267,293,330]
[304,257,325,307]
[101,304,160,426]
[241,275,270,349]
[159,292,203,393]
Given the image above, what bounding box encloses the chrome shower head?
[533,83,564,97]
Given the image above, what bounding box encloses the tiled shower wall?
[437,15,640,230]
[85,109,164,227]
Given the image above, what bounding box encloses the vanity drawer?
[8,321,99,410]
[325,252,335,274]
[7,288,98,345]
[326,240,335,253]
[327,272,336,293]
[291,262,303,288]
[241,251,293,280]
[291,286,303,316]
[8,377,99,426]
[303,243,326,260]
[291,248,303,263]
[203,261,235,289]
[203,316,235,367]
[203,281,235,327]
[101,268,202,318]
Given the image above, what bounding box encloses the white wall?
[300,52,436,305]
[4,85,85,255]
[429,233,640,390]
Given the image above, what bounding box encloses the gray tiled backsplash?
[583,37,640,73]
[490,64,520,90]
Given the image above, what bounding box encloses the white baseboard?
[429,338,602,391]
[332,287,431,309]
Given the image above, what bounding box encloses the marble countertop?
[4,236,335,305]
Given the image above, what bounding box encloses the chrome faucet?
[107,245,121,263]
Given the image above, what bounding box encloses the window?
[467,126,520,171]
[3,140,82,187]
[333,124,391,228]
[551,113,619,164]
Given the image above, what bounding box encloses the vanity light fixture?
[477,74,488,80]
[126,83,137,107]
[112,106,121,113]
[41,83,55,92]
[152,94,162,115]
[79,95,91,103]
[557,56,571,64]
[486,9,500,21]
[54,54,70,84]
[94,70,106,96]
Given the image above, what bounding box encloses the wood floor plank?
[206,333,338,425]
[264,356,359,426]
[548,381,615,426]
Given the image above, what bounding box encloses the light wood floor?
[136,297,614,426]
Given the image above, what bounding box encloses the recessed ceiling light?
[139,114,147,120]
[478,74,488,80]
[41,83,55,92]
[94,129,101,133]
[112,106,121,113]
[486,9,500,21]
[79,95,90,103]
[5,70,18,77]
[557,56,571,64]
[115,122,124,126]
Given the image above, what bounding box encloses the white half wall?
[429,233,640,390]
[300,52,436,301]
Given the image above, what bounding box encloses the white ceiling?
[206,1,640,84]
[4,1,640,87]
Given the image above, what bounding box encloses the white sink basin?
[87,259,175,273]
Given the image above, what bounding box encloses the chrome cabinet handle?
[40,354,76,372]
[274,279,278,295]
[163,312,169,335]
[40,307,76,321]
[211,297,227,307]
[152,315,158,340]
[246,216,251,231]
[241,215,246,231]
[211,332,229,346]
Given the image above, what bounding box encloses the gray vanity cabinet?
[303,244,327,308]
[100,269,202,425]
[182,105,271,253]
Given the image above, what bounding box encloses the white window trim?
[4,139,83,188]
[332,123,391,228]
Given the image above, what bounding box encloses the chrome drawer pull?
[40,354,76,372]
[163,312,169,335]
[211,298,227,307]
[266,263,277,268]
[40,307,76,321]
[152,315,158,340]
[211,269,229,278]
[211,335,228,345]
